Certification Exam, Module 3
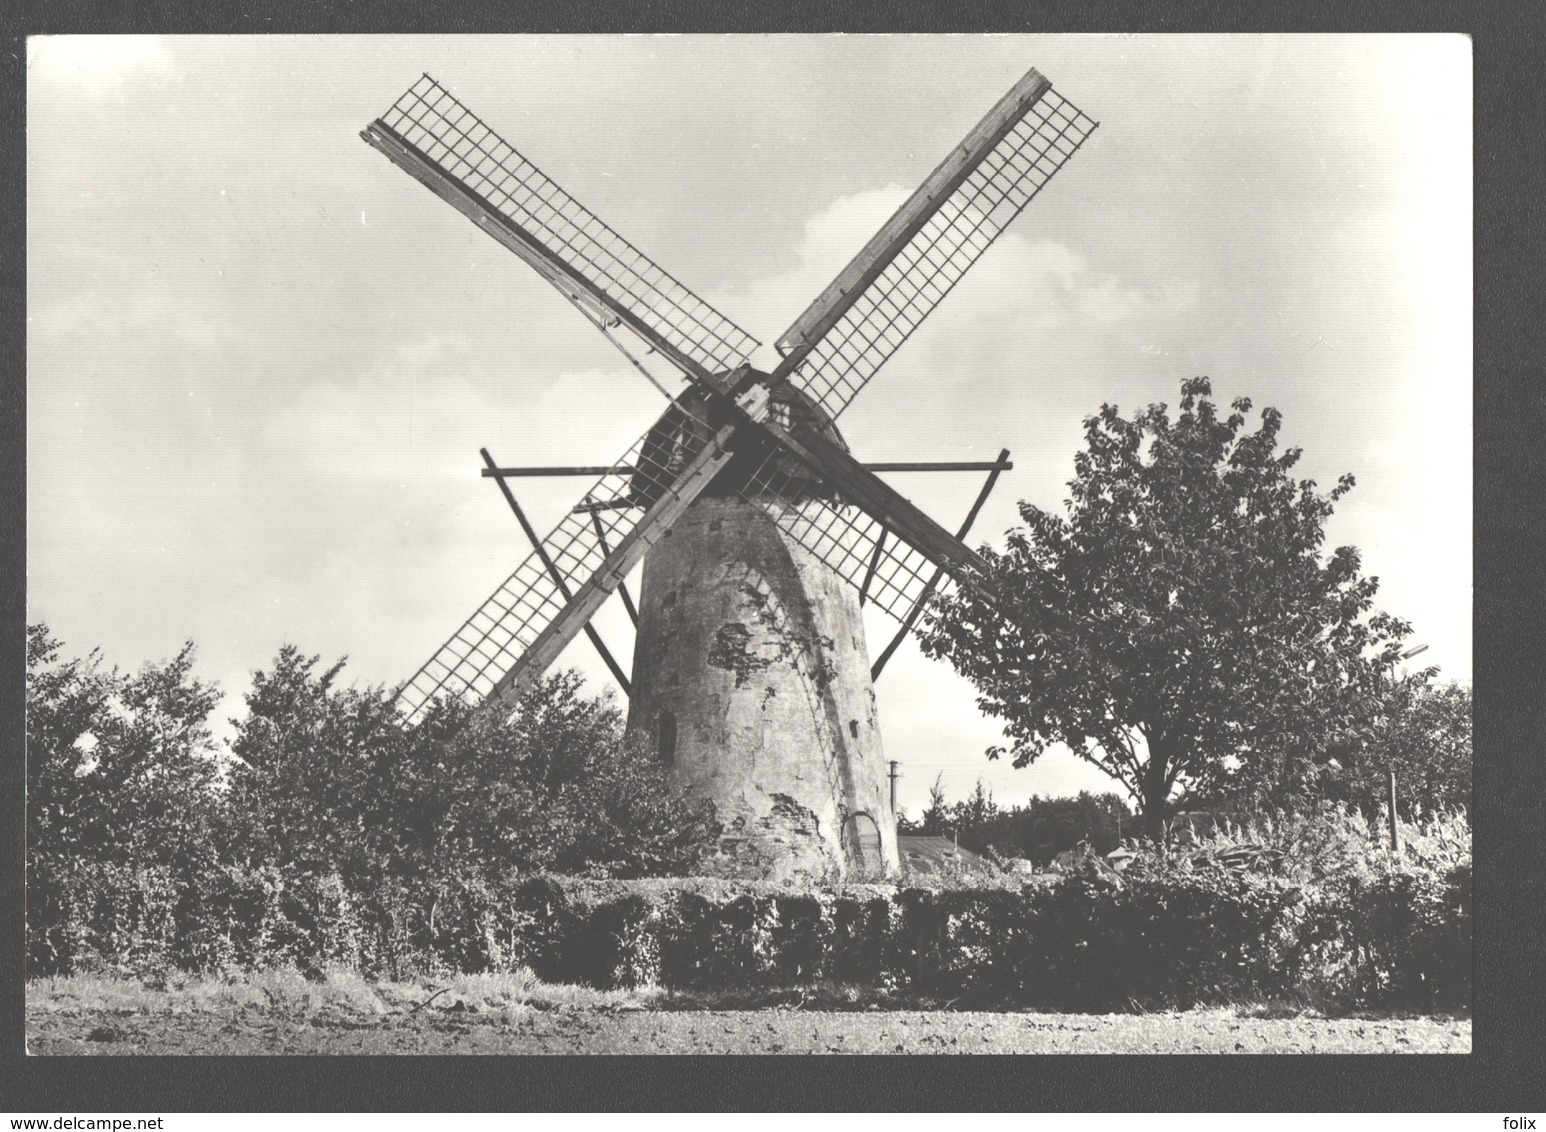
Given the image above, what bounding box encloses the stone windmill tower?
[362,66,1097,878]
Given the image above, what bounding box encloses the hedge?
[25,862,1470,1012]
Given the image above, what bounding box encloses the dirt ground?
[27,999,1471,1055]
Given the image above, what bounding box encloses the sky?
[27,34,1472,817]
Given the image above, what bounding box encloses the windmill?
[361,66,1097,879]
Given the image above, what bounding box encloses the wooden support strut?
[481,460,1014,478]
[871,448,1011,681]
[480,449,633,697]
[588,510,640,629]
[482,424,740,709]
[858,529,889,607]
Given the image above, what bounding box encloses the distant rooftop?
[897,834,990,876]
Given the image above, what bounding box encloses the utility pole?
[1387,768,1401,853]
[887,760,900,817]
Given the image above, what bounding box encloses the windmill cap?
[631,373,849,504]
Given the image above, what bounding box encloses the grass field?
[25,971,1471,1055]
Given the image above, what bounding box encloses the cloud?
[706,185,1184,808]
[721,183,1153,344]
[23,38,1469,815]
[253,338,671,684]
[29,288,245,360]
[722,183,1175,382]
[718,184,912,355]
[266,340,667,495]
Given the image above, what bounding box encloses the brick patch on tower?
[706,623,771,687]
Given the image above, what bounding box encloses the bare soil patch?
[26,974,1469,1055]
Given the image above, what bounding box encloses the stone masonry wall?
[626,497,899,881]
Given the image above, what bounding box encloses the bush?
[1115,802,1472,1012]
[25,627,1469,1012]
[24,859,1470,1012]
[27,859,180,979]
[1295,861,1471,1012]
[225,651,720,885]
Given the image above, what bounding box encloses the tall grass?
[1122,803,1471,885]
[28,965,662,1017]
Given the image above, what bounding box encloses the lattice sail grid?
[735,454,962,630]
[396,403,713,724]
[378,75,759,378]
[786,86,1097,419]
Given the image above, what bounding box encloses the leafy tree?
[896,775,1136,863]
[27,624,117,864]
[921,379,1412,839]
[26,624,224,871]
[966,791,1136,862]
[897,773,951,835]
[1375,679,1471,816]
[408,673,720,879]
[955,778,1000,831]
[224,646,411,881]
[225,648,719,882]
[899,777,1000,840]
[1316,678,1471,819]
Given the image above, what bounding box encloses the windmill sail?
[773,73,1097,419]
[752,491,960,628]
[724,73,1098,632]
[743,447,1008,641]
[371,64,1097,722]
[364,75,759,383]
[396,403,735,724]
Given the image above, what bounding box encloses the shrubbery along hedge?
[27,861,1470,1012]
[26,625,1472,1015]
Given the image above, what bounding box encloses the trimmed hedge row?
[26,862,1470,1012]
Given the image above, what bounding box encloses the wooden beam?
[861,461,1014,474]
[481,465,634,478]
[754,414,992,596]
[772,68,1052,367]
[857,529,889,608]
[571,498,641,515]
[589,509,640,629]
[871,449,1010,681]
[480,449,633,697]
[480,459,1013,478]
[484,424,739,708]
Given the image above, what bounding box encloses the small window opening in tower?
[667,423,692,473]
[849,719,860,738]
[657,710,677,766]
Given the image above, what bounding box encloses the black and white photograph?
[24,33,1473,1058]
